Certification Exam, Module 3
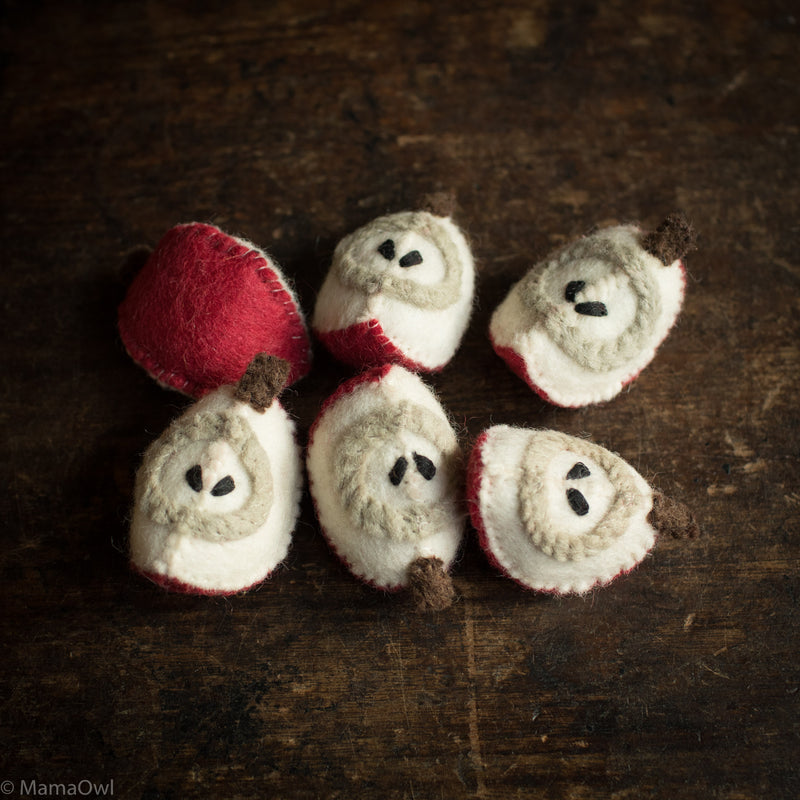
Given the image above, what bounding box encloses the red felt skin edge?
[489,335,561,406]
[306,363,405,593]
[118,223,311,398]
[466,429,559,594]
[310,362,394,432]
[315,319,443,374]
[132,562,268,596]
[311,516,404,595]
[466,431,649,596]
[489,261,688,408]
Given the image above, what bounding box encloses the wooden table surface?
[2,1,798,798]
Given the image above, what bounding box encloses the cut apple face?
[138,410,272,543]
[335,213,463,310]
[312,211,475,372]
[468,426,657,594]
[307,364,465,597]
[517,229,662,372]
[129,355,301,596]
[517,431,647,563]
[490,215,695,407]
[332,400,460,545]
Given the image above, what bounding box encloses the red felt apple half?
[467,425,699,595]
[312,211,475,372]
[118,222,311,398]
[490,214,696,407]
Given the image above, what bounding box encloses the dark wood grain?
[1,1,798,798]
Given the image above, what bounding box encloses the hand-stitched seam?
[518,431,645,562]
[316,321,435,373]
[204,224,311,375]
[364,318,448,372]
[118,322,203,396]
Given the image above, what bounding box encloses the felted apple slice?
[118,222,311,398]
[467,425,699,595]
[490,213,696,407]
[313,211,475,372]
[307,363,465,610]
[130,354,302,595]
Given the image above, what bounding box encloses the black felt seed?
[399,250,423,268]
[413,452,436,480]
[378,239,395,261]
[574,301,608,317]
[566,487,590,516]
[185,464,203,493]
[565,280,585,302]
[211,475,235,497]
[566,462,591,480]
[389,456,408,486]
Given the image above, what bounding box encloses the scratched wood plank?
[1,1,798,798]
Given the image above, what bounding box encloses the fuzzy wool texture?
[118,222,311,398]
[648,490,701,540]
[316,319,432,373]
[643,213,697,265]
[312,211,475,371]
[234,353,292,412]
[130,384,302,594]
[489,224,687,407]
[407,556,457,611]
[307,364,465,591]
[467,426,657,595]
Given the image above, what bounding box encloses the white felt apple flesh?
[307,363,465,609]
[129,355,302,595]
[490,214,696,407]
[313,211,475,373]
[467,425,699,594]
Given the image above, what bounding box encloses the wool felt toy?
[118,222,311,398]
[129,354,302,595]
[489,213,696,407]
[467,426,699,595]
[307,363,465,610]
[312,211,475,372]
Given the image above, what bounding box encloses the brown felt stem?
[421,190,458,219]
[234,353,291,412]
[642,212,697,265]
[647,491,701,540]
[407,556,456,611]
